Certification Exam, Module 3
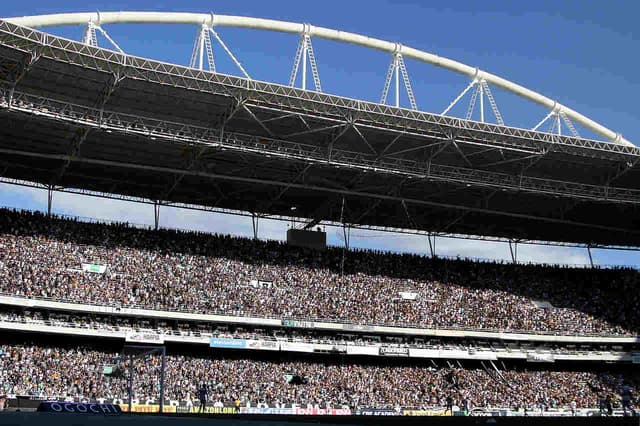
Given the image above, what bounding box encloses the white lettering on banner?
[398,291,417,300]
[246,339,279,351]
[241,407,295,415]
[294,408,352,415]
[280,342,314,353]
[526,353,555,363]
[282,319,315,328]
[81,263,107,274]
[125,332,164,344]
[379,346,409,356]
[409,348,498,360]
[346,345,379,356]
[249,280,273,289]
[312,343,347,353]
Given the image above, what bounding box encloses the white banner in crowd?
[245,339,279,351]
[526,352,555,363]
[409,348,498,360]
[346,345,380,356]
[81,263,107,274]
[249,280,273,289]
[125,332,164,344]
[279,342,314,353]
[398,291,418,300]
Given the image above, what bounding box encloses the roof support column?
[509,240,518,264]
[153,200,160,231]
[427,232,436,258]
[47,184,53,217]
[252,213,259,240]
[339,197,350,276]
[587,245,594,268]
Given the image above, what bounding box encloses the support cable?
[82,22,124,54]
[93,25,125,54]
[532,110,556,132]
[208,27,250,79]
[441,80,476,116]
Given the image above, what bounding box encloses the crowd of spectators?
[0,208,638,335]
[0,342,636,410]
[2,308,634,355]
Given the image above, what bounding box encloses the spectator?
[0,208,637,336]
[198,384,207,413]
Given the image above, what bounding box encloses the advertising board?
[209,338,247,349]
[125,332,164,344]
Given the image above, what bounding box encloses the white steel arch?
[4,11,633,147]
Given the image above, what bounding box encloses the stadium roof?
[0,18,639,248]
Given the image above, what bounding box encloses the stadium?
[0,5,638,426]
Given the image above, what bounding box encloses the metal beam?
[1,88,638,204]
[51,72,125,184]
[0,19,636,156]
[160,97,243,200]
[3,176,640,254]
[4,146,640,237]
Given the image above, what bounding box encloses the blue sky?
[0,0,639,267]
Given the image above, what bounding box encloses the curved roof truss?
[4,11,634,147]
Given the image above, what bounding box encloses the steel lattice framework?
[0,13,638,249]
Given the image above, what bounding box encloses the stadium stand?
[0,208,638,336]
[0,339,637,411]
[0,208,639,415]
[2,307,636,360]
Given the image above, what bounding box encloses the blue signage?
[37,401,122,414]
[209,338,247,349]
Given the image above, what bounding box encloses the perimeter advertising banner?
[280,341,315,353]
[245,339,279,351]
[240,407,296,415]
[125,332,164,344]
[379,346,409,356]
[355,408,401,416]
[403,409,451,416]
[294,407,352,415]
[209,338,247,349]
[282,319,315,329]
[526,353,555,363]
[346,345,380,356]
[118,404,176,413]
[176,406,236,414]
[38,402,123,414]
[342,323,375,332]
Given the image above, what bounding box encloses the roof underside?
[0,20,639,247]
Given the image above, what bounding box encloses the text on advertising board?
[210,338,247,348]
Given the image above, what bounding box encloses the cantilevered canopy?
[4,11,634,147]
[0,15,638,248]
